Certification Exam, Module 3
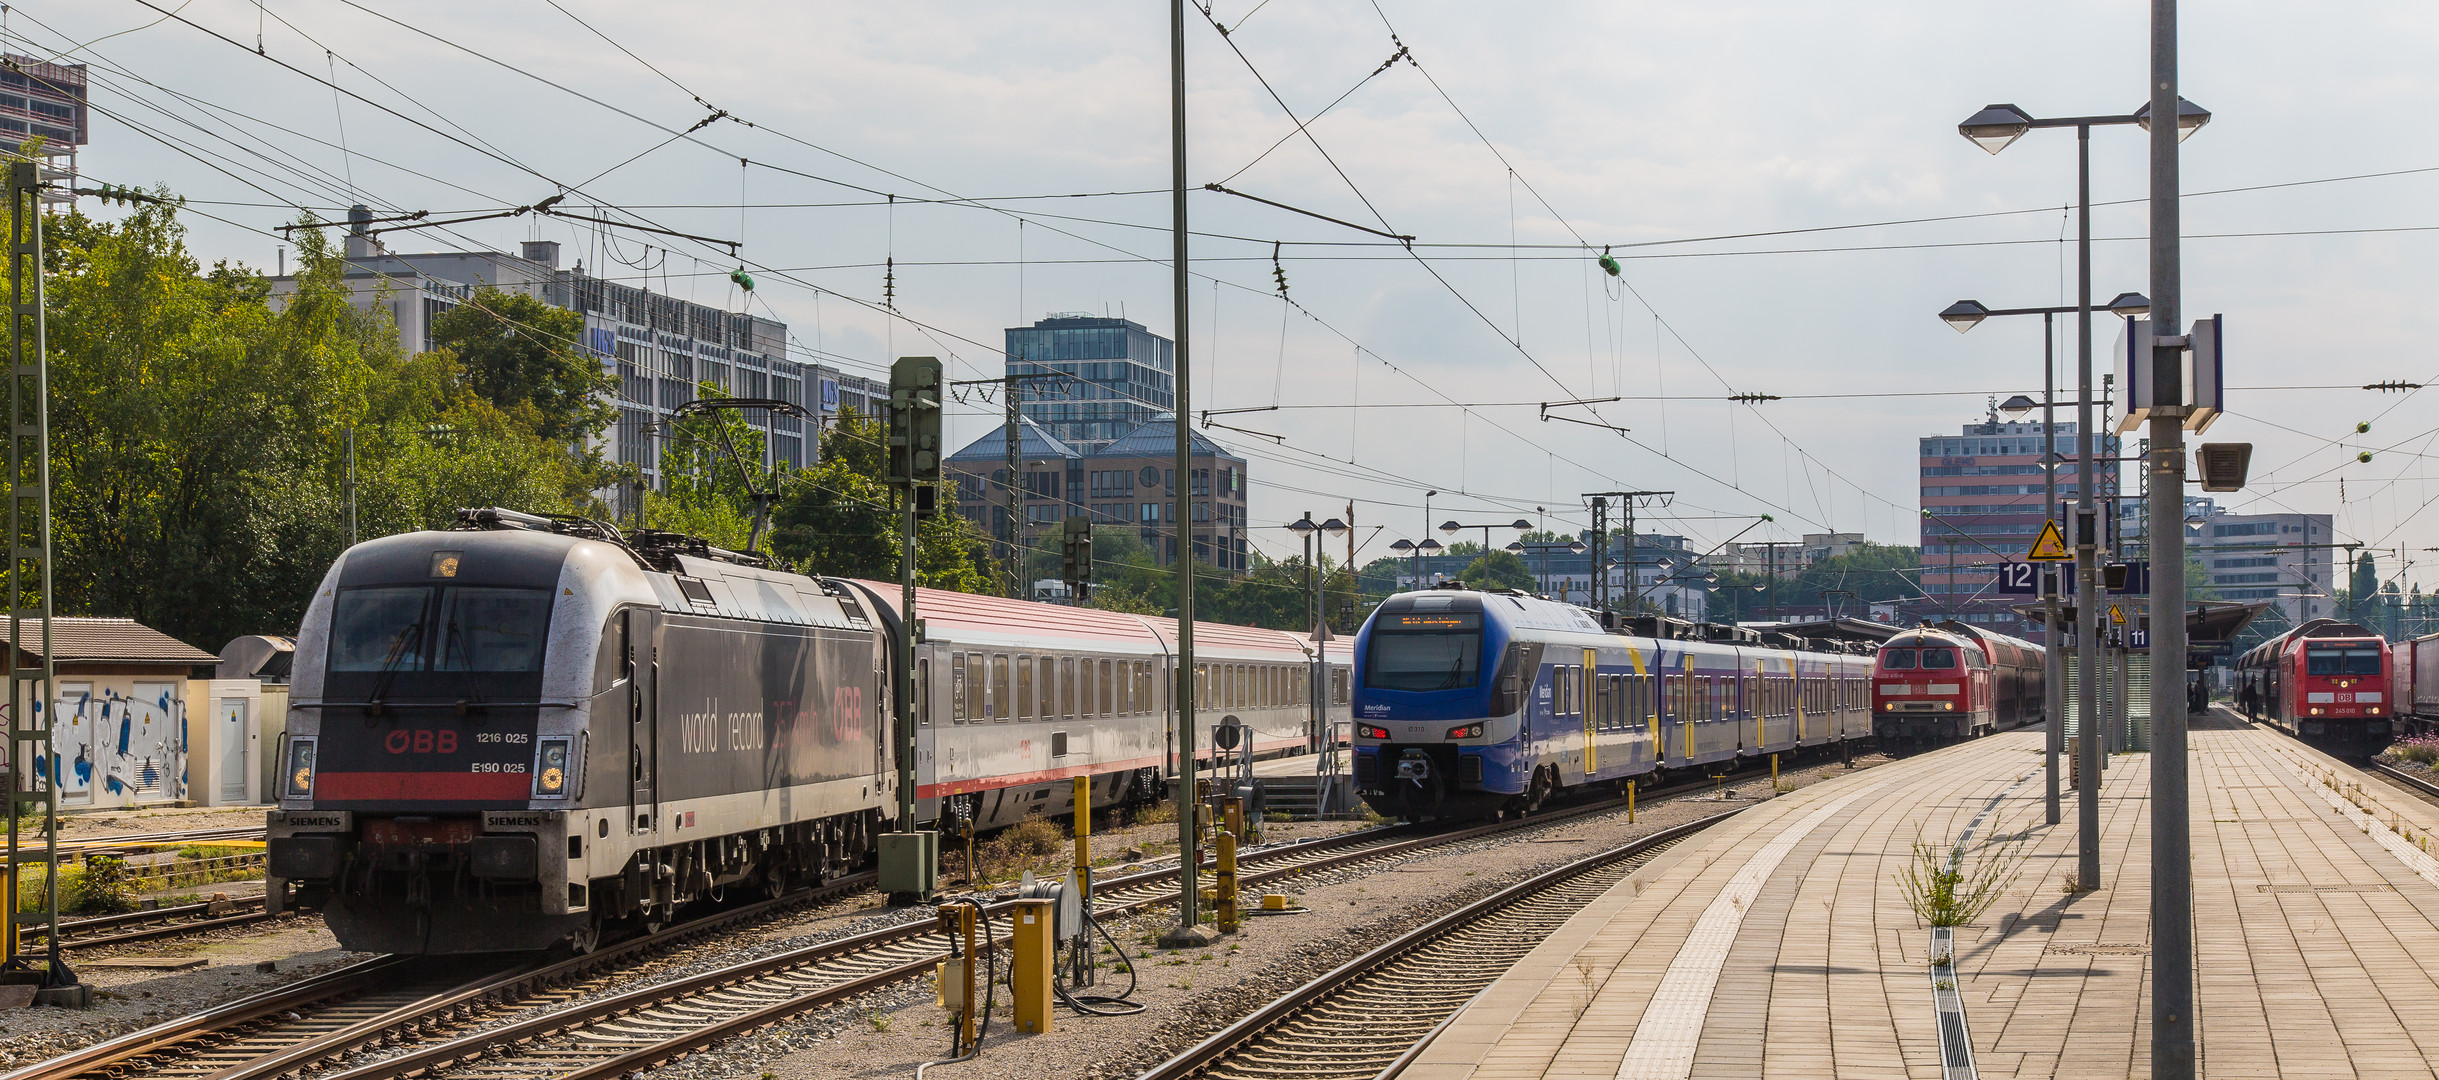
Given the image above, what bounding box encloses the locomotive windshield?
[1365,610,1484,693]
[330,585,552,673]
[1919,649,1958,670]
[2305,647,2383,677]
[1880,649,1916,670]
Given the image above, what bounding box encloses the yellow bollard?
[1216,829,1240,933]
[1010,897,1055,1034]
[1772,753,1780,786]
[1628,779,1636,824]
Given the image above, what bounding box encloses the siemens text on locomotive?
[265,509,1349,954]
[2237,619,2393,752]
[1870,623,2044,748]
[1349,589,1878,821]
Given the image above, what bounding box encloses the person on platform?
[2241,678,2260,719]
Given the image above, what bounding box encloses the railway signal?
[1061,515,1093,601]
[884,356,946,904]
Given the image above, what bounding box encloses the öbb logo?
[384,729,460,754]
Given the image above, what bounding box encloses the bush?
[1130,802,1178,827]
[2385,734,2439,767]
[71,856,139,916]
[1006,817,1066,856]
[1896,835,2022,928]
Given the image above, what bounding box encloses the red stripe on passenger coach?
[314,771,531,801]
[914,734,1307,799]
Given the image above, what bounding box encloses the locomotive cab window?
[1363,610,1484,693]
[1918,649,1958,670]
[331,584,550,673]
[1881,649,1917,670]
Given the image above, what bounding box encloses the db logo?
[384,729,459,754]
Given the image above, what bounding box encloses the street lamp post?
[1389,537,1445,590]
[1508,539,1589,597]
[1441,518,1535,558]
[1961,83,2210,1076]
[1947,295,2146,830]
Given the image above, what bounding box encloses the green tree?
[766,408,991,590]
[46,204,605,649]
[1460,550,1534,592]
[427,288,614,442]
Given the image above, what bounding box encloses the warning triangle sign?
[2027,519,2072,561]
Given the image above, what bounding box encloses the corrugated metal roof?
[0,617,219,664]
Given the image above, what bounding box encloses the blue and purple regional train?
[1349,587,1877,821]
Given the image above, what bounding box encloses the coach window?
[1015,656,1036,720]
[916,658,930,723]
[1136,661,1155,714]
[951,652,968,722]
[1060,658,1076,719]
[990,654,1010,720]
[1096,660,1112,717]
[1039,656,1056,716]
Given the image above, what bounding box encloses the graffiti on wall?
[49,681,186,804]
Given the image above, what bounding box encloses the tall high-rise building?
[1004,314,1175,450]
[1917,416,2119,636]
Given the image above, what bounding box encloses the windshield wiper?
[365,622,424,716]
[441,617,489,715]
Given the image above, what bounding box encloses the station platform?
[1402,711,2439,1079]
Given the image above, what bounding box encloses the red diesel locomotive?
[1872,622,2044,748]
[2237,619,2393,752]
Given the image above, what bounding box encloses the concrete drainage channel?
[1131,812,1738,1080]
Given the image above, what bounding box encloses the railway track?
[28,894,276,952]
[290,773,1783,1080]
[2367,759,2439,802]
[1,874,881,1080]
[1135,810,1737,1080]
[11,760,1804,1080]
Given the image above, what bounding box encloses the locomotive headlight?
[282,737,317,800]
[533,737,573,798]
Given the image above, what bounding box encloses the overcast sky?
[25,1,2439,589]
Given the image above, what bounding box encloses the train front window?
[330,587,432,671]
[2310,648,2383,676]
[433,588,552,672]
[1365,631,1483,693]
[1880,649,1916,670]
[1919,649,1958,670]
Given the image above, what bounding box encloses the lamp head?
[1438,519,1460,535]
[1286,516,1317,536]
[1320,517,1348,536]
[1958,103,2035,155]
[1568,541,1588,555]
[1506,542,1526,553]
[1418,539,1444,554]
[2107,291,2151,317]
[2000,394,2040,420]
[1939,299,1991,333]
[1390,539,1414,553]
[1509,519,1533,531]
[2134,97,2211,142]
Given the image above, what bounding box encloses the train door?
[625,607,659,834]
[1582,648,1599,778]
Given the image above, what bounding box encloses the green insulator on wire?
[730,267,755,292]
[2359,451,2375,463]
[1598,247,1621,277]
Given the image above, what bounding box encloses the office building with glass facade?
[1004,314,1176,450]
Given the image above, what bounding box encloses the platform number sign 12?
[1996,560,2040,596]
